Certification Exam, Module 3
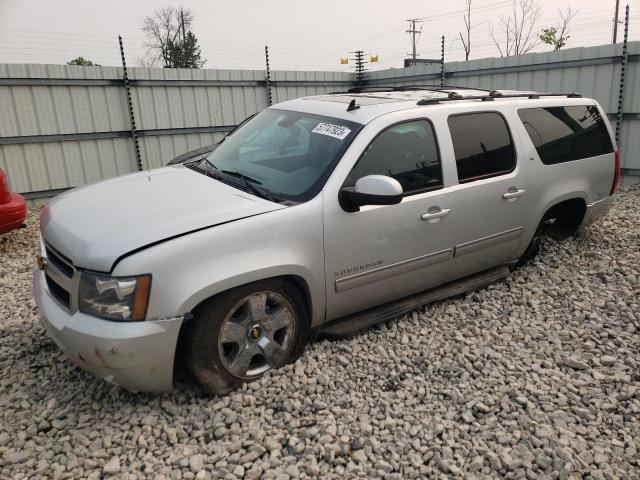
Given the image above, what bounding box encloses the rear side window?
[347,119,442,194]
[518,105,614,165]
[448,112,515,183]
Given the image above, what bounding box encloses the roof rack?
[416,90,582,105]
[344,85,485,94]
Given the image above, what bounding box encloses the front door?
[323,118,455,321]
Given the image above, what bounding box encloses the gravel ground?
[1,187,639,480]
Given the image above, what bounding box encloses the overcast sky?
[0,0,638,71]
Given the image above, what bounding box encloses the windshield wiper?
[220,170,280,203]
[220,170,262,185]
[198,161,280,203]
[198,160,223,181]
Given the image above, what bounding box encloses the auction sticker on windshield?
[312,123,351,140]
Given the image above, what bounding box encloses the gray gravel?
[1,187,639,479]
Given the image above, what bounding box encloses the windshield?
[201,109,362,202]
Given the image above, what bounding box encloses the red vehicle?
[0,169,27,235]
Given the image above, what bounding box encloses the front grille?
[42,241,75,312]
[46,275,71,309]
[45,245,74,278]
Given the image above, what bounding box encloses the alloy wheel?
[217,291,296,379]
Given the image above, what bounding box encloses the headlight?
[79,272,151,321]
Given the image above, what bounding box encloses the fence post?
[353,50,366,86]
[615,4,629,145]
[440,35,445,86]
[119,35,143,171]
[264,45,273,106]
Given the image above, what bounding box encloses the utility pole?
[613,0,620,43]
[406,19,423,66]
[180,8,187,67]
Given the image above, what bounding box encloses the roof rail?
[416,90,582,105]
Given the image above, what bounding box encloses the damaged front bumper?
[33,268,184,392]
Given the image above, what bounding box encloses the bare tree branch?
[490,23,505,57]
[490,0,542,57]
[142,6,194,67]
[458,0,472,61]
[539,5,576,50]
[557,5,577,46]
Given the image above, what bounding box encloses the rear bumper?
[0,192,27,235]
[582,195,615,228]
[33,268,184,392]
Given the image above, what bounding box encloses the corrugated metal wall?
[368,43,640,176]
[0,64,352,196]
[0,42,638,197]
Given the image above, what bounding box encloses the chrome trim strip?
[335,248,452,293]
[44,242,74,270]
[42,238,79,314]
[43,260,73,292]
[454,227,523,257]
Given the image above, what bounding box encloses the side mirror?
[340,175,403,212]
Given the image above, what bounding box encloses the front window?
[201,109,362,202]
[345,119,443,195]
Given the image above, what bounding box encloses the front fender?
[112,197,326,327]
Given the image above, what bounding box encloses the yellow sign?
[370,55,379,63]
[340,58,349,65]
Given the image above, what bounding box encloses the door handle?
[421,207,450,223]
[502,188,525,199]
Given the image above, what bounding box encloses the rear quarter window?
[518,105,614,165]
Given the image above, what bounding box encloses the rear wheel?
[184,279,308,395]
[518,199,586,267]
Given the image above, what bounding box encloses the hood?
[42,166,284,272]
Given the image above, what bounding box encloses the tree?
[490,0,542,57]
[539,6,576,51]
[142,6,206,68]
[67,57,100,66]
[167,31,205,68]
[458,0,472,61]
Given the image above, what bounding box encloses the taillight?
[611,150,621,195]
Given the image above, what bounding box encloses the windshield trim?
[201,108,364,203]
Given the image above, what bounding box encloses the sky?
[0,0,638,72]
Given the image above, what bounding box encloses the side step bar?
[318,265,510,339]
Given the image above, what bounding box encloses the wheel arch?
[177,266,319,321]
[534,195,588,240]
[174,272,315,388]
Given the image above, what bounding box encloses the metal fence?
[0,42,638,199]
[0,64,352,198]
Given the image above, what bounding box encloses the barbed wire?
[0,5,635,70]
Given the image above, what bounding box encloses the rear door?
[442,110,530,277]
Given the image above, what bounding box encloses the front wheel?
[184,279,308,395]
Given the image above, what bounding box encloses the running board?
[318,265,510,339]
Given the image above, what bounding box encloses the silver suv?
[33,87,619,394]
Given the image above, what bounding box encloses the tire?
[184,278,308,396]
